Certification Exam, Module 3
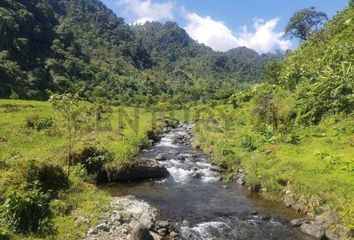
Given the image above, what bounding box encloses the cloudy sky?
[100,0,348,54]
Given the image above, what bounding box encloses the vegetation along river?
[103,123,312,240]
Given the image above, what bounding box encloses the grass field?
[0,99,165,239]
[188,103,354,228]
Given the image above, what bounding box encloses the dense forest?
[0,0,271,105]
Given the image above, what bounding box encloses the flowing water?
[103,124,311,240]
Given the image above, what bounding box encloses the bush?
[240,135,257,152]
[0,186,52,234]
[25,115,54,131]
[36,164,69,197]
[229,89,252,108]
[25,160,69,198]
[258,125,277,143]
[71,147,114,181]
[285,133,301,144]
[35,117,54,131]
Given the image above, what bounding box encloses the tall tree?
[285,7,328,41]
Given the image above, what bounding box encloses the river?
[103,123,311,240]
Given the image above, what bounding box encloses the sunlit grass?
[0,99,163,239]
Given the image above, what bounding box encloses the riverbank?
[189,104,353,239]
[84,195,179,240]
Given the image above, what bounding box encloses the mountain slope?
[0,0,270,104]
[278,6,354,124]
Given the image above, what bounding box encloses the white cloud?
[114,0,292,53]
[184,12,292,53]
[116,0,175,24]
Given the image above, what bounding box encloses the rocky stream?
[85,123,317,240]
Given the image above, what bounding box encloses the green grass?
[0,99,164,239]
[188,103,354,228]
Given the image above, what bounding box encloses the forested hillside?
[0,0,270,105]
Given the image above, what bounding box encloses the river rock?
[129,223,154,240]
[97,223,110,231]
[157,228,167,236]
[290,218,309,227]
[170,231,178,238]
[155,154,166,161]
[236,177,245,185]
[106,160,170,182]
[149,231,162,240]
[85,196,159,240]
[155,220,169,229]
[88,227,98,235]
[300,223,325,239]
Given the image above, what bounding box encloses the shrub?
[258,125,277,143]
[25,115,54,131]
[25,160,69,198]
[240,135,257,152]
[251,84,297,132]
[0,186,52,234]
[252,95,279,128]
[35,117,54,131]
[36,164,69,197]
[71,147,114,181]
[285,133,301,144]
[229,89,252,108]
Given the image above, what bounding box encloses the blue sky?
[100,0,349,53]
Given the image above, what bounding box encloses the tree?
[285,7,328,41]
[263,57,282,84]
[50,94,85,176]
[350,0,354,7]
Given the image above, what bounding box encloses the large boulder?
[129,223,154,240]
[300,223,326,239]
[106,160,170,182]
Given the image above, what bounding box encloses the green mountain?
[0,0,270,104]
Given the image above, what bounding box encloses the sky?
[100,0,349,54]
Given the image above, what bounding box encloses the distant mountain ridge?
[0,0,273,104]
